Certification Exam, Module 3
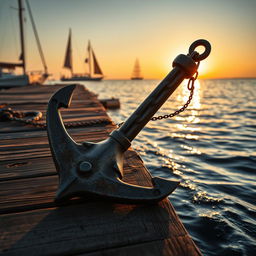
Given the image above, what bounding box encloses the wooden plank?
[0,157,55,181]
[0,146,141,181]
[79,237,201,256]
[0,84,96,104]
[0,201,201,256]
[0,125,114,140]
[0,150,150,214]
[0,116,111,133]
[0,128,113,161]
[0,84,202,256]
[0,84,89,95]
[0,84,110,133]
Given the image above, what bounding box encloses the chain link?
[0,107,112,128]
[118,64,200,127]
[151,62,200,121]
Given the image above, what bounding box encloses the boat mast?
[18,0,26,74]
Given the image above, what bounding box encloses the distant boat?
[0,0,48,89]
[61,29,104,81]
[131,58,143,80]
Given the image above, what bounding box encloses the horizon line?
[51,77,256,81]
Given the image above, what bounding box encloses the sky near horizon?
[0,0,255,79]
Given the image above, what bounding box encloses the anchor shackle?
[118,39,211,144]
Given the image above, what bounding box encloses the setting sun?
[197,61,209,78]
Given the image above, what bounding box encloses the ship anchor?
[46,39,211,204]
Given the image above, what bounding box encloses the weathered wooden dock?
[0,84,201,255]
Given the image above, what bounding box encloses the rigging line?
[10,5,19,59]
[25,0,48,74]
[0,1,9,59]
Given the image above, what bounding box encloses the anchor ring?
[189,39,211,61]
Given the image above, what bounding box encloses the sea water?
[82,79,256,256]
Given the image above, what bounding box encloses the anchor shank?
[119,55,197,143]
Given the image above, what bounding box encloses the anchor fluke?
[51,83,76,108]
[54,171,179,204]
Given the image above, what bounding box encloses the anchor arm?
[46,84,82,184]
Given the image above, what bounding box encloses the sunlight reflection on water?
[79,78,256,256]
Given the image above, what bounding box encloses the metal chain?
[117,64,200,127]
[0,107,112,128]
[151,63,200,121]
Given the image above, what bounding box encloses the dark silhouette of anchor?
[46,39,211,204]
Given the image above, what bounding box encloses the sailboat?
[0,0,48,89]
[61,29,104,81]
[131,58,143,80]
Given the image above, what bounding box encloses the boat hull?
[0,73,48,89]
[0,74,29,89]
[61,76,103,81]
[131,77,143,80]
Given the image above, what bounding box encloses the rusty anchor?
[46,39,211,204]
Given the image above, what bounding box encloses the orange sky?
[0,0,255,79]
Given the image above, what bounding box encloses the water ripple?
[83,79,256,256]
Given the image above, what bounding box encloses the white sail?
[61,38,103,81]
[131,58,143,80]
[92,48,103,75]
[63,29,72,73]
[86,40,103,77]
